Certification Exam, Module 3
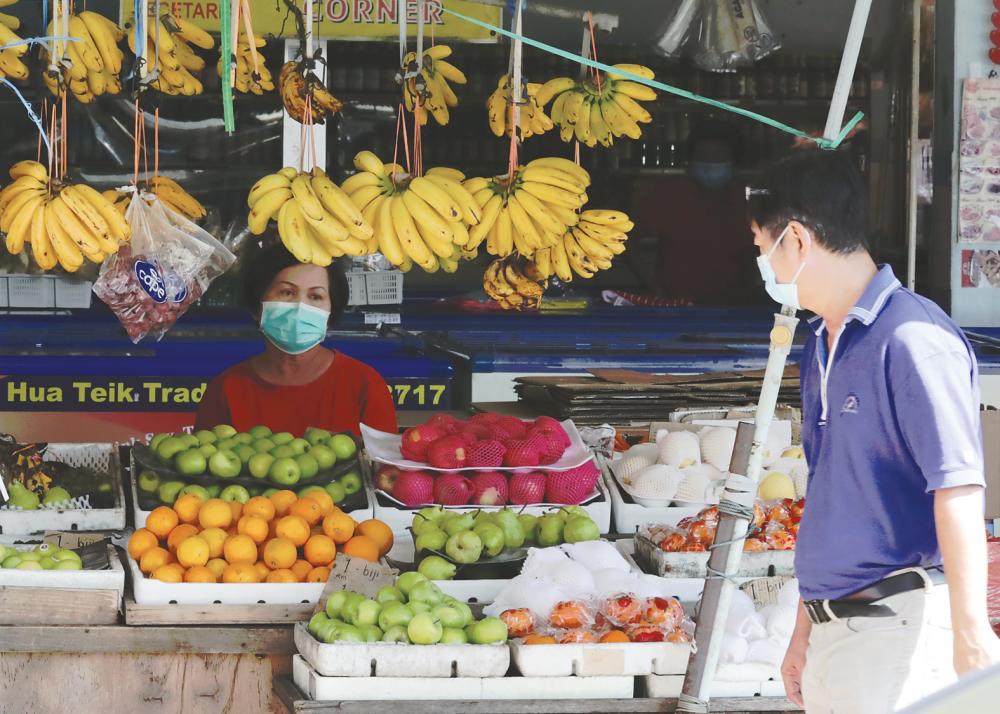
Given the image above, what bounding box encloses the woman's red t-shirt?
[194,352,398,436]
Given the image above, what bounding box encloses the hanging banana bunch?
[216,25,273,94]
[279,60,342,124]
[126,12,213,96]
[41,10,125,102]
[102,177,206,222]
[535,63,657,147]
[0,160,131,273]
[531,209,633,283]
[486,75,553,139]
[0,2,29,81]
[483,257,546,311]
[401,44,466,127]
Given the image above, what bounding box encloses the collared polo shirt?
[795,265,985,600]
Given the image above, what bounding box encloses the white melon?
[658,430,701,468]
[699,426,737,471]
[629,464,684,500]
[673,463,724,504]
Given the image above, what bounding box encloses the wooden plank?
[0,624,295,655]
[125,599,316,626]
[0,586,119,625]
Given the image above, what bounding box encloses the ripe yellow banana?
[290,174,325,221]
[248,187,292,235]
[375,195,406,267]
[73,183,131,242]
[401,189,454,258]
[390,194,435,271]
[311,169,371,238]
[467,193,502,250]
[409,176,461,223]
[29,201,57,270]
[4,191,42,255]
[248,173,290,206]
[425,174,481,225]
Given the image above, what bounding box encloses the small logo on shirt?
[841,393,860,415]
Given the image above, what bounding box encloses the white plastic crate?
[7,274,55,308]
[346,272,367,306]
[0,542,124,599]
[510,639,692,678]
[54,277,93,308]
[346,271,403,306]
[0,276,8,307]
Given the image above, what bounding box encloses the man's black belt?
[804,568,944,625]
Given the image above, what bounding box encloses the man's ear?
[787,220,813,259]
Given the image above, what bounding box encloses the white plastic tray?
[0,543,124,607]
[127,555,324,605]
[294,622,510,678]
[510,639,692,677]
[292,654,634,701]
[0,443,126,535]
[633,533,796,579]
[644,667,786,698]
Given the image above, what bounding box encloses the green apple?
[330,434,357,460]
[39,555,56,569]
[248,486,264,497]
[396,571,428,596]
[474,523,505,558]
[51,549,82,568]
[407,612,444,645]
[42,486,72,507]
[408,601,431,614]
[295,454,320,481]
[340,592,367,625]
[324,481,347,504]
[248,425,272,439]
[445,531,483,564]
[234,444,257,465]
[360,624,383,642]
[381,625,410,643]
[298,485,326,499]
[180,434,200,449]
[325,591,350,619]
[215,438,238,452]
[470,616,508,645]
[234,433,254,445]
[339,471,362,495]
[271,445,295,459]
[494,509,525,549]
[335,624,365,643]
[378,601,414,631]
[253,438,276,454]
[442,512,475,537]
[157,481,185,504]
[308,612,330,636]
[305,427,332,445]
[407,580,445,606]
[198,444,218,458]
[564,516,600,543]
[248,453,275,480]
[220,485,250,503]
[415,527,448,554]
[212,424,238,440]
[317,619,342,644]
[432,603,467,629]
[440,627,468,645]
[269,457,301,486]
[271,431,294,446]
[149,433,169,451]
[194,429,217,445]
[443,598,473,627]
[209,450,242,479]
[17,551,41,562]
[376,585,405,604]
[536,514,564,547]
[155,435,188,463]
[205,484,222,498]
[308,444,336,471]
[137,470,161,492]
[353,598,383,627]
[417,555,457,581]
[174,449,208,476]
[289,438,311,455]
[16,560,44,570]
[518,514,538,542]
[0,545,9,562]
[2,555,23,568]
[179,484,210,501]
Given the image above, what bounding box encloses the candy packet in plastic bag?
[93,193,236,343]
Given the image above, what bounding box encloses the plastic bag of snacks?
[647,498,803,553]
[94,194,235,343]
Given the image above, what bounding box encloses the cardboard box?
[983,408,1000,519]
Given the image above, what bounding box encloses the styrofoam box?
[0,543,125,608]
[292,654,633,701]
[510,639,691,678]
[643,668,786,698]
[605,467,703,536]
[295,622,509,678]
[613,538,716,604]
[373,475,612,534]
[0,443,127,535]
[128,555,324,605]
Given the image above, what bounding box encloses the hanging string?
[133,99,141,185]
[586,11,601,94]
[60,92,67,179]
[154,108,159,180]
[240,0,261,84]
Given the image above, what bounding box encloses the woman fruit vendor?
[195,243,397,436]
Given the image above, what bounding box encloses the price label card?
[364,312,401,325]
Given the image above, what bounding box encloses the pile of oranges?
[126,489,394,584]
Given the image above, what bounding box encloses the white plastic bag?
[94,194,235,343]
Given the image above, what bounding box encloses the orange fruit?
[270,490,298,517]
[166,523,199,552]
[266,568,299,583]
[357,519,394,557]
[341,535,379,562]
[253,561,271,581]
[290,559,313,580]
[151,563,185,583]
[237,515,270,544]
[139,546,172,574]
[311,525,324,536]
[303,534,337,567]
[146,506,179,540]
[289,498,324,526]
[301,489,335,515]
[275,515,311,547]
[198,499,233,530]
[176,535,210,568]
[262,537,297,570]
[222,562,260,583]
[205,558,227,579]
[128,528,159,560]
[243,496,276,521]
[223,534,258,564]
[599,630,631,643]
[229,501,243,521]
[322,511,356,544]
[522,634,558,645]
[199,527,228,558]
[306,566,331,583]
[174,494,204,524]
[184,565,217,583]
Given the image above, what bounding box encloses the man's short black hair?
[747,149,868,254]
[240,241,349,324]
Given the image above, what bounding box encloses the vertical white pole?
[906,0,922,291]
[822,0,873,140]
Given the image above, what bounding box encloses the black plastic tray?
[134,475,370,513]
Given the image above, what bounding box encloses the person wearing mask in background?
[748,150,999,713]
[630,121,759,304]
[196,242,398,436]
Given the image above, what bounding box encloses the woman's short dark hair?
[747,148,868,254]
[240,241,349,324]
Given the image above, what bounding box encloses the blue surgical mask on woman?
[259,301,329,354]
[690,161,734,189]
[756,224,810,310]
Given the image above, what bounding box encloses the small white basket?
[7,275,55,308]
[0,276,8,307]
[347,271,403,306]
[54,277,93,308]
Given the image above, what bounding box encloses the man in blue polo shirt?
[747,150,999,713]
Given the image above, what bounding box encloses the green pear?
[8,482,39,510]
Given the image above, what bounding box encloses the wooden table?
[0,624,296,714]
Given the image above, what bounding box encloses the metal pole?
[906,0,922,291]
[823,0,873,139]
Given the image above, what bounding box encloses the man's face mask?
[756,224,810,311]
